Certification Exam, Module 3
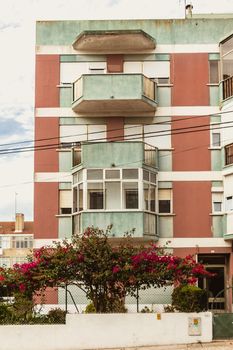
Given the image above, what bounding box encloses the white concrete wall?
[0,312,212,350]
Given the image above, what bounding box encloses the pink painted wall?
[35,55,60,108]
[34,182,58,239]
[173,182,212,238]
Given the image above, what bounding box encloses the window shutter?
[60,190,72,208]
[158,189,171,200]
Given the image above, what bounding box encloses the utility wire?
[0,108,230,149]
[0,131,233,190]
[0,119,233,156]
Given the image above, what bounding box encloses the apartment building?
[34,14,233,310]
[0,214,33,267]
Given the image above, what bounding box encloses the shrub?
[0,303,13,324]
[172,285,208,312]
[47,308,66,324]
[84,303,96,313]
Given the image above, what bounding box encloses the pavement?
[98,342,233,350]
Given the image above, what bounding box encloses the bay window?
[72,168,157,212]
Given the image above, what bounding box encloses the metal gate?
[213,313,233,339]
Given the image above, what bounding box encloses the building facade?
[34,15,233,310]
[0,214,33,268]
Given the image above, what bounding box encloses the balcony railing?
[72,142,158,169]
[72,74,157,116]
[222,76,233,100]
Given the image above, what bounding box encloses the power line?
[0,108,230,149]
[0,131,233,190]
[0,118,233,156]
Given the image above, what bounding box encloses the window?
[123,183,138,209]
[143,182,156,212]
[214,202,222,212]
[158,189,171,213]
[212,132,221,147]
[209,60,219,84]
[73,168,156,212]
[144,213,156,236]
[220,35,233,80]
[59,190,72,214]
[0,237,10,249]
[73,147,82,167]
[225,143,233,165]
[87,183,104,209]
[212,192,222,213]
[226,196,233,211]
[11,236,33,249]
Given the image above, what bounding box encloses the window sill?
[209,213,224,216]
[208,147,221,150]
[56,149,71,152]
[206,83,219,86]
[56,214,72,218]
[158,213,175,216]
[157,84,173,87]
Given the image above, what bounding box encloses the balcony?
[73,212,158,240]
[222,76,233,100]
[72,30,156,53]
[72,74,157,116]
[72,141,158,169]
[223,212,233,240]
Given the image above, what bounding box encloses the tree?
[0,227,212,313]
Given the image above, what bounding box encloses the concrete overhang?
[72,30,156,53]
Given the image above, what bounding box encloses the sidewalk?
[99,341,233,350]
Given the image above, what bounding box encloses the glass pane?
[105,182,121,209]
[143,183,149,210]
[78,169,83,182]
[122,169,138,179]
[212,133,220,147]
[222,54,233,79]
[87,183,104,209]
[73,148,81,167]
[150,172,156,184]
[73,187,77,212]
[143,170,149,181]
[150,185,156,212]
[73,172,78,184]
[213,202,222,212]
[159,200,171,213]
[226,196,233,211]
[123,182,138,209]
[222,36,233,55]
[209,61,219,84]
[87,169,103,180]
[105,170,120,179]
[78,184,83,211]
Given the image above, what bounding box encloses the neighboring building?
[0,214,33,267]
[34,12,233,311]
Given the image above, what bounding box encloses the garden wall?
[0,312,212,350]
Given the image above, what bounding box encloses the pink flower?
[112,265,120,274]
[0,275,5,281]
[19,284,26,292]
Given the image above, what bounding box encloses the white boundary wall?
[0,312,212,350]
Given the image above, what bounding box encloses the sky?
[1,0,233,221]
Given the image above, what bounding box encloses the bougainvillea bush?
[0,227,212,313]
